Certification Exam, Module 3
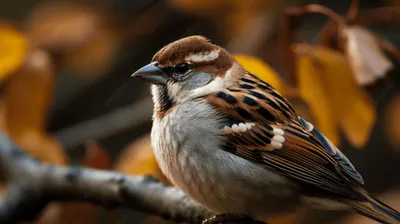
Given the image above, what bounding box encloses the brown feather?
[206,72,298,124]
[152,35,233,76]
[206,71,365,200]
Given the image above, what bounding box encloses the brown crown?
[152,35,234,76]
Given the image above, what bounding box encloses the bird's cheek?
[181,72,213,91]
[167,82,183,99]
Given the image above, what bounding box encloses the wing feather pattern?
[206,72,364,200]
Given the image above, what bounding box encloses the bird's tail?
[347,191,400,224]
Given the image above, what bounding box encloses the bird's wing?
[205,72,364,200]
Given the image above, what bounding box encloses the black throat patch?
[156,85,175,115]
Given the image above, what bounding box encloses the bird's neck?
[151,85,175,119]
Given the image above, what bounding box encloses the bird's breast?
[151,99,298,217]
[151,99,224,192]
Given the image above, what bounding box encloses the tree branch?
[0,132,214,224]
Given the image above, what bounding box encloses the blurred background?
[0,0,400,223]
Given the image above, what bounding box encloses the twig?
[0,132,214,224]
[280,12,301,88]
[286,4,346,26]
[346,0,360,24]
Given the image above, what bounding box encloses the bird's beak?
[131,61,168,85]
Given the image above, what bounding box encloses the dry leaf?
[234,54,287,94]
[295,45,340,145]
[3,48,67,164]
[83,141,111,169]
[26,2,101,51]
[384,94,400,148]
[342,25,393,86]
[114,134,169,184]
[0,23,28,83]
[4,49,54,134]
[296,44,376,148]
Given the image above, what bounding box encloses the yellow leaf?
[114,134,169,184]
[234,54,286,94]
[295,46,340,145]
[295,44,376,148]
[4,48,67,164]
[0,23,28,83]
[4,49,54,136]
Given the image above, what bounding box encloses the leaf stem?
[286,4,346,27]
[346,0,360,24]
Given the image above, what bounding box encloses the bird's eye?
[175,62,190,74]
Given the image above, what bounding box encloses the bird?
[131,35,400,224]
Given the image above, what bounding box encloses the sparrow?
[132,36,400,224]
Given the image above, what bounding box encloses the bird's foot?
[202,214,266,224]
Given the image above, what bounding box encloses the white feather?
[273,128,284,136]
[189,76,225,99]
[245,123,254,129]
[238,123,247,132]
[272,135,285,143]
[271,141,283,149]
[186,49,220,62]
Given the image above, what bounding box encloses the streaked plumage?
[132,36,400,224]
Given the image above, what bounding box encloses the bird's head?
[132,35,244,116]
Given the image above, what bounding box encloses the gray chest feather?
[151,99,298,218]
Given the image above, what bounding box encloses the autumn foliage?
[0,0,400,223]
